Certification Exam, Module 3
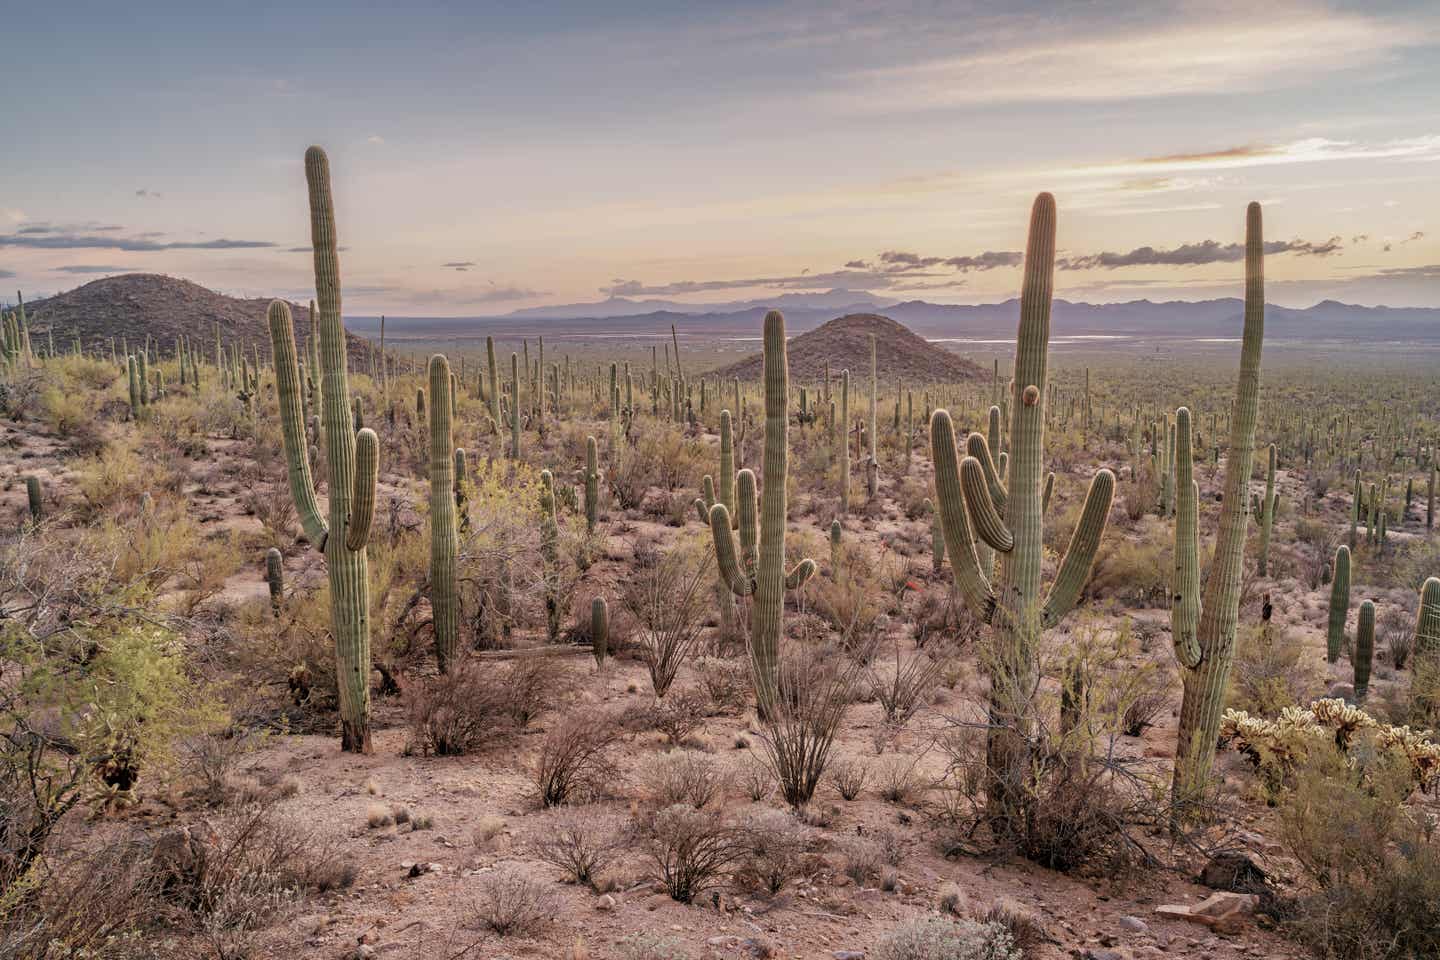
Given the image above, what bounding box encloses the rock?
[353,947,376,960]
[595,894,617,911]
[1118,916,1149,934]
[833,952,865,960]
[1156,892,1259,934]
[1199,853,1269,893]
[1084,951,1128,960]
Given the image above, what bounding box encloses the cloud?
[134,189,162,199]
[1352,234,1370,244]
[1404,231,1426,243]
[1360,264,1440,282]
[844,259,869,269]
[0,228,276,252]
[53,264,135,274]
[1059,237,1343,270]
[1084,136,1440,179]
[443,261,477,271]
[0,269,14,279]
[366,135,385,145]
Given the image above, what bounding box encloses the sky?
[2,0,1438,315]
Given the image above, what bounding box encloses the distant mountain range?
[503,289,891,320]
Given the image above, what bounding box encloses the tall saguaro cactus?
[1326,544,1350,664]
[1254,443,1278,576]
[268,146,380,753]
[429,354,459,673]
[708,311,816,716]
[1170,202,1266,804]
[929,193,1115,820]
[1354,599,1375,700]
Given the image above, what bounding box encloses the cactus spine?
[1254,443,1277,576]
[428,355,459,673]
[1326,544,1350,664]
[929,194,1115,821]
[1353,599,1374,700]
[707,311,816,716]
[268,146,379,753]
[1170,202,1266,804]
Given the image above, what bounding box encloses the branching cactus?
[1354,599,1374,700]
[429,354,460,673]
[708,311,816,716]
[1170,202,1267,804]
[929,193,1115,819]
[1326,544,1350,664]
[1253,443,1278,575]
[268,146,380,753]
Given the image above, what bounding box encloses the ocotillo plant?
[265,547,284,616]
[1170,202,1266,805]
[429,355,459,673]
[929,193,1115,822]
[1254,443,1278,576]
[591,596,608,667]
[1354,599,1374,700]
[1327,544,1350,664]
[708,311,816,716]
[268,146,380,753]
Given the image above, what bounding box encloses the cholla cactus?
[929,194,1115,815]
[429,355,460,673]
[707,311,816,716]
[1326,545,1351,664]
[1170,202,1267,803]
[267,146,380,753]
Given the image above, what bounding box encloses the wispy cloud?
[1,225,275,252]
[367,134,385,145]
[1059,237,1343,270]
[1080,136,1440,179]
[0,269,14,279]
[52,264,135,274]
[134,188,162,199]
[443,261,477,271]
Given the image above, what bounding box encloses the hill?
[17,274,368,359]
[710,313,985,383]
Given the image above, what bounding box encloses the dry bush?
[840,836,884,886]
[874,753,926,804]
[531,807,625,889]
[642,752,728,809]
[914,586,984,653]
[830,756,868,801]
[738,756,774,802]
[650,686,710,746]
[809,552,886,657]
[754,651,862,806]
[694,656,750,713]
[621,543,712,697]
[641,804,743,903]
[1089,535,1174,608]
[1279,747,1440,960]
[402,663,514,756]
[872,918,1021,960]
[1379,603,1414,669]
[1227,624,1320,717]
[869,641,943,727]
[619,932,694,960]
[734,808,810,895]
[532,713,621,808]
[471,865,558,936]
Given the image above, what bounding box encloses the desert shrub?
[1379,603,1414,669]
[1279,747,1440,960]
[809,549,886,656]
[619,932,693,960]
[841,836,884,885]
[41,384,104,451]
[641,804,742,903]
[967,899,1046,955]
[531,808,624,889]
[871,918,1020,960]
[650,685,710,746]
[1089,535,1174,608]
[532,713,620,807]
[1227,624,1321,717]
[642,752,728,809]
[621,542,712,697]
[733,808,809,895]
[73,441,173,519]
[402,663,516,756]
[471,865,558,936]
[914,586,984,653]
[754,651,861,806]
[874,754,925,804]
[830,756,868,801]
[694,656,749,713]
[869,641,943,727]
[737,756,774,802]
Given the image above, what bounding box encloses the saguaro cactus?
[839,370,851,513]
[929,193,1115,820]
[540,469,561,642]
[708,311,816,716]
[867,334,879,499]
[509,353,521,459]
[429,355,460,673]
[1170,202,1266,804]
[24,475,42,525]
[1354,599,1374,700]
[1326,544,1350,664]
[265,547,284,616]
[591,596,609,667]
[584,436,600,531]
[1416,576,1440,662]
[1254,444,1277,576]
[268,146,380,753]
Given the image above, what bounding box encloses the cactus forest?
[5,133,1440,960]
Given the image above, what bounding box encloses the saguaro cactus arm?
[344,428,378,552]
[1041,468,1115,627]
[930,409,996,619]
[785,559,817,590]
[268,300,329,549]
[966,432,1008,513]
[959,456,1014,553]
[710,504,757,597]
